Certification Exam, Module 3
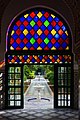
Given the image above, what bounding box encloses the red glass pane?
[23,21,28,26]
[30,12,36,18]
[16,20,21,27]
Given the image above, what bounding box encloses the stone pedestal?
[74,62,79,109]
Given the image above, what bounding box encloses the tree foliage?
[23,65,54,84]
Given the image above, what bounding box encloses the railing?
[0,72,5,110]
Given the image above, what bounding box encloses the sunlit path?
[24,75,53,109]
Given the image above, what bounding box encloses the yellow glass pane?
[23,46,28,50]
[37,46,42,50]
[51,14,55,18]
[51,29,56,35]
[37,12,42,18]
[23,29,28,36]
[11,30,14,36]
[37,29,42,36]
[10,46,14,50]
[66,46,69,50]
[24,14,29,18]
[51,46,56,50]
[65,31,68,36]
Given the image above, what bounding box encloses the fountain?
[25,73,53,102]
[24,74,54,109]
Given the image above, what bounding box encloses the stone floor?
[0,109,79,120]
[0,85,79,120]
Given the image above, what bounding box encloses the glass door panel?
[54,65,72,108]
[6,66,23,108]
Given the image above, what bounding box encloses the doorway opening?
[23,65,54,109]
[5,7,73,109]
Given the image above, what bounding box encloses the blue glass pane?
[19,42,25,48]
[62,34,67,40]
[20,17,25,22]
[40,33,46,40]
[34,33,39,40]
[54,42,60,49]
[13,25,18,30]
[47,42,53,48]
[54,25,60,31]
[54,55,58,60]
[62,25,66,31]
[31,58,35,62]
[19,25,25,31]
[26,34,32,39]
[26,25,32,30]
[12,42,18,48]
[39,55,43,60]
[40,42,46,48]
[24,55,28,60]
[9,56,13,60]
[40,25,46,31]
[34,16,39,22]
[62,42,67,48]
[33,25,39,31]
[47,58,51,63]
[33,42,39,48]
[54,17,59,22]
[48,16,53,22]
[12,33,18,40]
[47,25,53,31]
[54,34,60,40]
[16,59,20,62]
[27,16,32,22]
[47,34,53,40]
[19,34,25,40]
[40,16,46,22]
[26,42,32,48]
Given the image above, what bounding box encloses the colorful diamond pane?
[8,55,71,64]
[8,10,70,50]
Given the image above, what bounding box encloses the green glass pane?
[30,38,35,44]
[15,67,21,73]
[30,20,35,27]
[8,74,14,79]
[58,67,60,73]
[10,101,14,106]
[8,80,14,86]
[15,101,21,106]
[15,88,21,94]
[15,74,21,79]
[58,74,61,79]
[44,20,49,27]
[8,67,14,73]
[15,95,21,100]
[9,88,14,94]
[68,67,71,73]
[15,80,21,86]
[44,38,49,44]
[10,95,14,100]
[61,67,65,73]
[68,74,71,79]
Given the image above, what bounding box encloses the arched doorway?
[5,7,73,109]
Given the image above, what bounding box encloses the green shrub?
[47,71,54,84]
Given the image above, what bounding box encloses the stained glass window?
[7,9,70,51]
[8,55,71,64]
